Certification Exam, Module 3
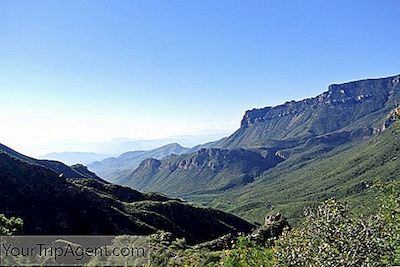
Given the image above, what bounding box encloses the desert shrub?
[220,236,275,267]
[0,214,23,235]
[274,199,392,266]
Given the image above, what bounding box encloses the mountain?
[119,147,284,196]
[88,143,190,182]
[221,74,400,149]
[119,74,400,224]
[0,143,104,181]
[40,152,110,165]
[0,149,254,244]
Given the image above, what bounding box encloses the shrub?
[379,180,400,264]
[275,199,392,266]
[0,214,23,235]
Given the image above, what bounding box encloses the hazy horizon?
[1,0,399,156]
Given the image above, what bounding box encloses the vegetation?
[275,199,392,266]
[380,180,400,264]
[147,181,400,266]
[0,214,23,235]
[221,237,275,267]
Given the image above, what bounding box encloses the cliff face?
[164,148,278,171]
[223,75,400,148]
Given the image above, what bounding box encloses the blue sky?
[1,0,400,156]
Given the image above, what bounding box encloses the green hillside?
[199,122,400,225]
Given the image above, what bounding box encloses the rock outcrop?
[381,107,400,131]
[250,212,290,245]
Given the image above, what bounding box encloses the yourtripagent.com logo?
[0,235,149,266]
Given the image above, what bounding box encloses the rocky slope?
[119,147,284,196]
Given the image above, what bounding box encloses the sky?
[1,0,400,156]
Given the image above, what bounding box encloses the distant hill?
[88,143,190,182]
[0,143,104,181]
[0,149,254,244]
[40,152,110,165]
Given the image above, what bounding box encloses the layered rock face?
[223,75,400,148]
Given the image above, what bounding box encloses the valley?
[1,74,400,266]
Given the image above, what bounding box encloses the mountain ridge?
[0,143,104,181]
[119,147,284,196]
